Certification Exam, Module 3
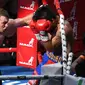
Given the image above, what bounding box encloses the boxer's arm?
[42,21,73,52]
[4,13,33,37]
[12,13,34,27]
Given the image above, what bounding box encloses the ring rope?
[0,75,64,80]
[66,52,73,74]
[41,0,67,75]
[55,0,74,75]
[42,0,47,5]
[0,48,16,52]
[54,0,67,74]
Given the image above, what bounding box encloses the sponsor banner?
[18,0,38,18]
[16,27,37,69]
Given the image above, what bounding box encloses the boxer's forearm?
[13,13,34,27]
[41,40,53,52]
[22,13,34,25]
[41,36,61,52]
[4,13,33,37]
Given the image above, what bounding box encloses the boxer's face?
[0,15,9,32]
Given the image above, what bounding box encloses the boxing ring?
[0,74,64,80]
[1,66,85,85]
[0,0,80,85]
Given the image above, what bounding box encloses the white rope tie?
[66,52,73,74]
[60,14,67,74]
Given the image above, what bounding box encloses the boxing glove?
[36,19,52,31]
[39,31,49,42]
[29,20,40,40]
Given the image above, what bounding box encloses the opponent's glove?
[36,19,51,31]
[29,20,40,40]
[36,19,51,42]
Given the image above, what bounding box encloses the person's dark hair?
[0,8,9,18]
[33,5,58,21]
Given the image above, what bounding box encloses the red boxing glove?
[29,20,40,40]
[29,20,37,33]
[36,19,52,31]
[29,19,51,41]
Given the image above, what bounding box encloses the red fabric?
[45,60,55,65]
[17,0,40,69]
[16,27,37,69]
[42,0,47,5]
[37,52,43,64]
[18,0,38,18]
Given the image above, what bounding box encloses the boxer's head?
[0,8,9,32]
[33,5,58,21]
[32,5,59,31]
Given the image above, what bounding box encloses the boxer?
[0,8,33,45]
[27,4,74,85]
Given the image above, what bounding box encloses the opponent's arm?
[4,13,33,37]
[10,13,33,27]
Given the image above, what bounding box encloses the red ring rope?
[54,0,63,14]
[42,0,47,5]
[0,48,17,52]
